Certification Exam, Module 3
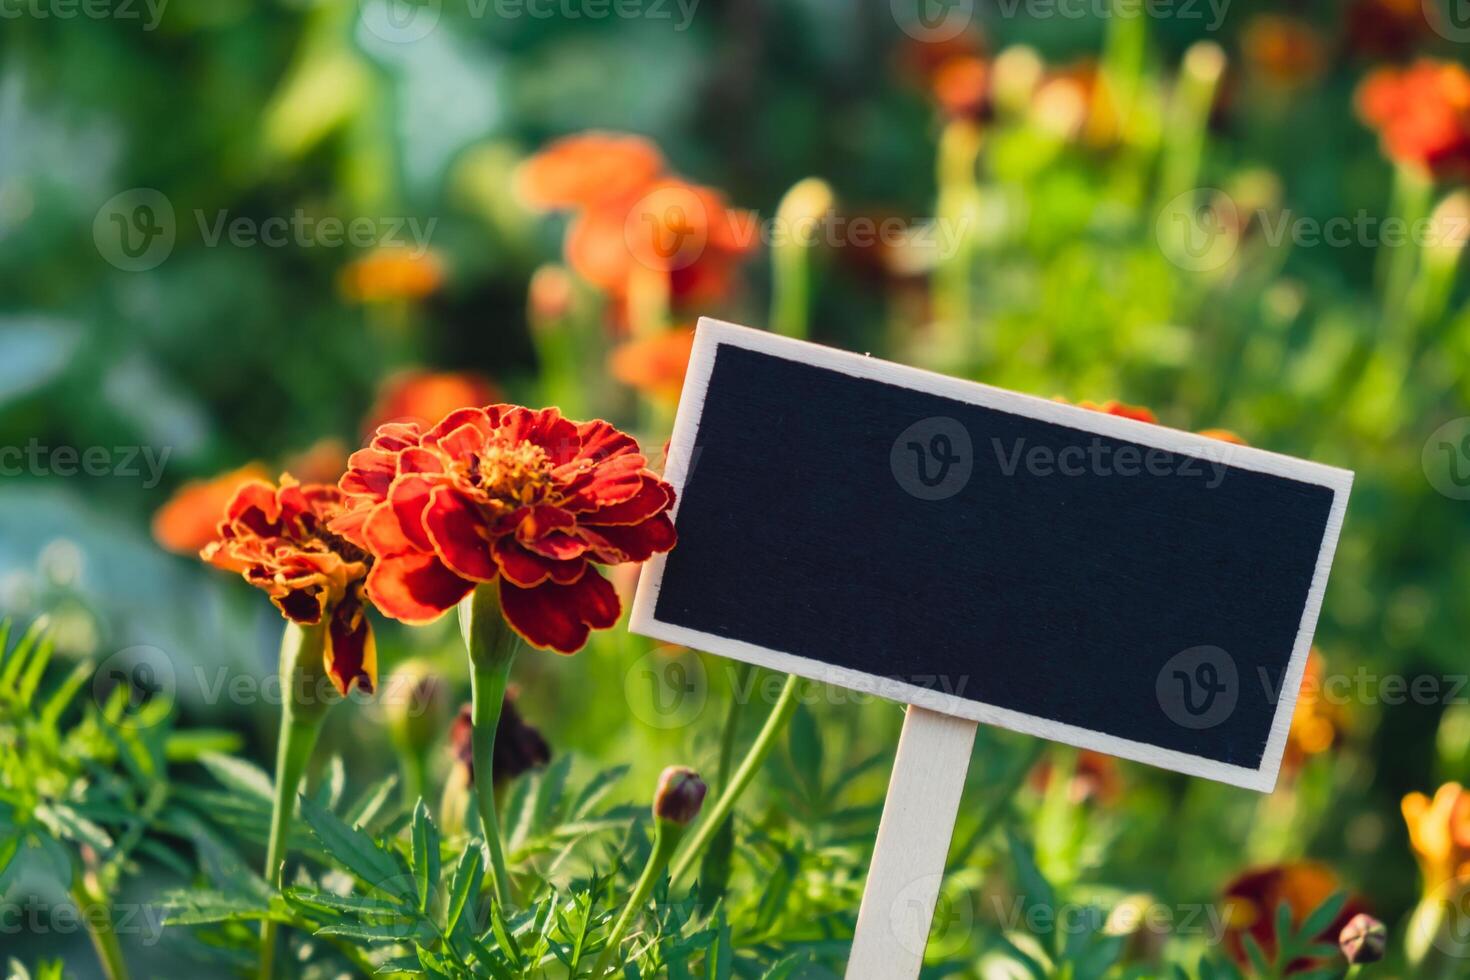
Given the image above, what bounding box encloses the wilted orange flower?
[609,326,695,402]
[152,462,271,555]
[339,248,445,303]
[1356,61,1470,182]
[335,405,676,652]
[364,369,500,434]
[1223,862,1364,974]
[202,476,376,695]
[515,132,665,211]
[449,691,551,786]
[1242,16,1326,90]
[1403,783,1470,892]
[1283,648,1344,773]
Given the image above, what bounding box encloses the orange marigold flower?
[609,327,695,402]
[1223,862,1365,974]
[335,405,677,652]
[364,369,501,434]
[152,462,271,555]
[1283,648,1344,773]
[516,132,665,211]
[932,56,992,121]
[1356,60,1470,182]
[1076,399,1160,424]
[1242,16,1326,90]
[202,476,376,695]
[339,247,445,303]
[1028,749,1122,805]
[1403,783,1470,892]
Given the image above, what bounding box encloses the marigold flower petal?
[498,571,621,653]
[424,486,500,582]
[366,552,475,624]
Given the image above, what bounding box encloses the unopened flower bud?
[384,659,449,756]
[652,766,707,826]
[1339,912,1386,965]
[448,689,551,787]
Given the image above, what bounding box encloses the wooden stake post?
[631,319,1352,974]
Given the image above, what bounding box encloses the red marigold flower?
[335,405,677,653]
[202,476,376,695]
[1356,60,1470,182]
[932,56,992,122]
[1241,15,1326,90]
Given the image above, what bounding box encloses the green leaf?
[410,799,441,914]
[1295,890,1347,945]
[199,752,273,803]
[344,774,400,829]
[572,765,629,819]
[300,794,412,900]
[159,889,274,926]
[317,919,422,941]
[283,887,410,917]
[444,845,483,935]
[760,952,812,979]
[787,703,824,801]
[1005,826,1058,949]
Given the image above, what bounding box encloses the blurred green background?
[4,0,1470,975]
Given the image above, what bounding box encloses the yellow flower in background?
[1403,783,1470,892]
[339,247,445,303]
[1283,648,1344,774]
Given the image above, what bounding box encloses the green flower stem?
[259,620,334,980]
[1380,165,1433,328]
[593,817,687,978]
[459,584,520,909]
[668,673,804,886]
[771,178,833,340]
[72,876,128,980]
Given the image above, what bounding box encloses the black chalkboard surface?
[630,319,1352,791]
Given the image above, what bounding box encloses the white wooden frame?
[629,317,1354,792]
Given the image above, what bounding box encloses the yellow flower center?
[464,440,556,509]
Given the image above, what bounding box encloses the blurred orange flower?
[1077,399,1159,424]
[152,462,271,555]
[609,326,695,403]
[1223,862,1363,973]
[519,133,756,325]
[1028,749,1122,805]
[932,56,991,122]
[202,476,376,695]
[1032,61,1119,147]
[1402,783,1470,892]
[364,369,501,434]
[1283,648,1344,773]
[1241,16,1326,90]
[283,438,350,486]
[1356,60,1470,181]
[339,247,445,303]
[515,132,665,211]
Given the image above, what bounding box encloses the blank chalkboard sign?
[630,318,1352,792]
